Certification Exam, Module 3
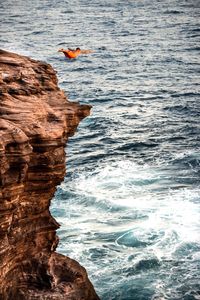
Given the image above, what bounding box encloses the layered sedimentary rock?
[0,49,99,300]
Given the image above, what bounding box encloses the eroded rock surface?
[0,49,99,300]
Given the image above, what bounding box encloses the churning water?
[1,0,200,299]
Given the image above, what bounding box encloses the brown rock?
[0,49,99,300]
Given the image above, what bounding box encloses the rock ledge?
[0,49,99,300]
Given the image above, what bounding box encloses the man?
[58,47,94,59]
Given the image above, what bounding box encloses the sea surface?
[1,0,200,299]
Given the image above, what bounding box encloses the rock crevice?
[0,49,99,300]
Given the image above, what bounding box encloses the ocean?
[1,0,200,299]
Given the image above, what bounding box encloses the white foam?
[71,160,167,204]
[63,160,200,258]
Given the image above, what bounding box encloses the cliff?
[0,49,99,300]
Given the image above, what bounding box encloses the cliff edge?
[0,49,99,300]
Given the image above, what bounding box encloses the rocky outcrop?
[0,49,99,300]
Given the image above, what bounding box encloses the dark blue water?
[1,1,200,299]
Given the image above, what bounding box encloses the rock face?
[0,49,99,300]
